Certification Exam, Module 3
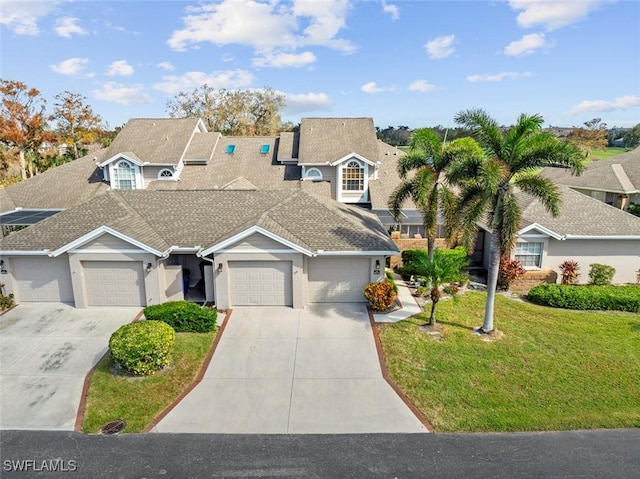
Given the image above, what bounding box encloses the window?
[158,169,174,180]
[342,160,364,191]
[305,168,323,180]
[515,242,543,268]
[112,160,136,190]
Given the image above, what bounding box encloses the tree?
[623,123,640,148]
[411,248,467,326]
[388,128,483,260]
[51,91,103,159]
[451,108,583,333]
[0,79,49,179]
[166,85,286,136]
[566,118,608,156]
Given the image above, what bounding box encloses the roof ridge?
[611,163,636,192]
[110,191,171,245]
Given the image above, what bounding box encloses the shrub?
[364,281,396,311]
[588,264,616,286]
[385,271,399,294]
[527,284,640,312]
[415,286,429,298]
[559,260,580,285]
[143,301,217,332]
[0,283,14,311]
[497,257,526,290]
[628,202,640,217]
[109,321,175,376]
[399,247,467,279]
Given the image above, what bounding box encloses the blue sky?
[1,0,639,130]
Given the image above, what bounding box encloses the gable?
[222,232,297,252]
[73,233,147,252]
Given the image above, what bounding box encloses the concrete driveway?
[154,304,427,434]
[0,303,140,430]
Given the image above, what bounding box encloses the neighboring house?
[541,147,640,211]
[476,186,640,285]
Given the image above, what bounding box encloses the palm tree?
[450,109,583,333]
[413,249,467,326]
[388,128,482,260]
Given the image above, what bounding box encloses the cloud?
[54,16,87,38]
[567,95,640,115]
[106,60,134,76]
[0,0,57,35]
[504,32,552,56]
[50,57,89,75]
[253,51,316,68]
[157,62,175,71]
[361,81,394,94]
[509,0,604,31]
[408,80,436,92]
[153,69,254,94]
[382,1,400,20]
[167,0,354,60]
[92,82,153,105]
[425,34,455,59]
[466,71,532,83]
[282,92,333,114]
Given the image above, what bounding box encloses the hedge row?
[527,284,640,312]
[143,301,217,332]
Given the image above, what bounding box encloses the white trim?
[563,235,640,240]
[0,250,51,256]
[169,246,201,253]
[157,168,175,180]
[50,226,163,257]
[296,162,331,166]
[315,250,398,256]
[68,249,148,254]
[98,153,143,168]
[329,152,376,167]
[201,226,314,257]
[215,249,301,254]
[303,167,323,181]
[517,223,563,240]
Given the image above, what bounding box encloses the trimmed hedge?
[527,284,640,313]
[143,301,217,332]
[109,320,175,376]
[399,247,467,279]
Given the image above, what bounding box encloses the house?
[477,185,640,286]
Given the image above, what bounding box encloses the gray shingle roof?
[277,132,299,161]
[184,132,219,162]
[368,141,417,211]
[0,190,398,254]
[298,118,379,165]
[517,186,640,237]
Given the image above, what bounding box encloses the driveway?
[154,304,427,434]
[0,303,140,430]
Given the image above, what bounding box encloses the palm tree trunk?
[427,236,435,261]
[482,229,500,332]
[428,298,438,326]
[19,149,27,180]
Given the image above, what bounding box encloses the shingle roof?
[184,132,219,162]
[0,190,398,254]
[277,132,299,161]
[298,118,379,165]
[516,186,640,237]
[101,118,202,165]
[368,141,417,211]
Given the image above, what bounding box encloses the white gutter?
[563,235,640,240]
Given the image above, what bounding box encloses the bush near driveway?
[109,321,175,376]
[527,284,640,312]
[144,301,217,332]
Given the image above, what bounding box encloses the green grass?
[377,292,640,432]
[82,331,216,433]
[397,145,410,153]
[588,147,628,160]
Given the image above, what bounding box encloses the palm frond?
[397,152,433,178]
[496,190,522,254]
[409,128,442,158]
[512,133,584,174]
[454,108,504,159]
[514,174,562,216]
[387,181,414,221]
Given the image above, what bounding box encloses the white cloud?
[92,82,153,105]
[54,16,87,38]
[157,62,175,71]
[0,0,56,35]
[282,92,333,114]
[361,82,387,94]
[153,70,254,94]
[509,0,604,31]
[504,33,552,56]
[382,1,400,20]
[567,95,640,115]
[106,60,134,76]
[425,34,455,59]
[253,51,316,68]
[466,71,532,83]
[408,80,436,92]
[50,57,89,75]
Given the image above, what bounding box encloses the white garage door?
[229,261,292,306]
[84,261,146,306]
[12,256,73,303]
[308,257,370,303]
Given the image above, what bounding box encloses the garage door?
[83,261,145,306]
[308,257,370,303]
[229,261,292,306]
[12,256,73,303]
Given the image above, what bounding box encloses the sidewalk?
[373,272,423,323]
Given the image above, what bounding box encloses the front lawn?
[588,147,628,160]
[377,292,640,432]
[82,331,216,433]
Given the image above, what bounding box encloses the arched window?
[305,168,323,180]
[342,160,364,191]
[112,160,136,190]
[158,168,174,180]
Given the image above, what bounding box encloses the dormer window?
[342,160,364,191]
[304,168,323,181]
[112,160,137,190]
[158,168,174,180]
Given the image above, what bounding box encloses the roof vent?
[226,144,236,154]
[260,144,270,154]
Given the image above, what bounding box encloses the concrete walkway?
[374,272,423,323]
[154,304,427,434]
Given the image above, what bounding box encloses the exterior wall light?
[217,263,223,273]
[374,259,381,275]
[146,262,153,272]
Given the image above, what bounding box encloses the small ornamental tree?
[588,264,616,286]
[497,257,526,291]
[559,260,580,285]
